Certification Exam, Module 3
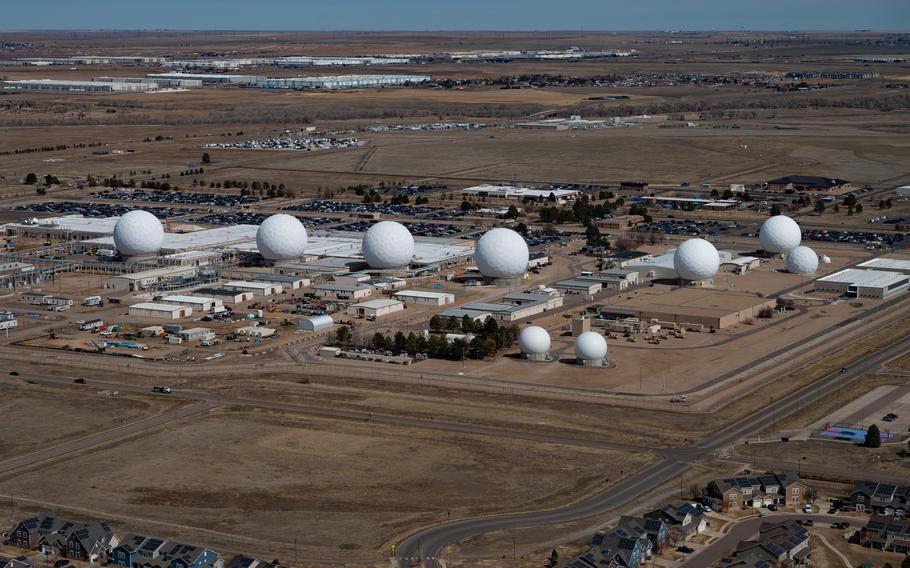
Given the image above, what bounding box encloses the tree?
[514,221,529,235]
[24,172,37,185]
[201,152,210,164]
[814,201,825,214]
[865,424,882,448]
[505,205,520,219]
[547,549,559,568]
[901,554,910,568]
[429,315,443,331]
[855,203,863,214]
[335,326,352,345]
[769,204,782,216]
[460,200,472,212]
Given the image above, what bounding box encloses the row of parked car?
[802,229,904,247]
[14,202,190,219]
[283,201,441,216]
[93,189,267,207]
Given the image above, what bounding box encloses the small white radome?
[518,325,551,354]
[575,331,607,360]
[786,246,819,275]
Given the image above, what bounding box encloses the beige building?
[128,303,192,320]
[347,299,405,318]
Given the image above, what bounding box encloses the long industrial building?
[3,79,159,93]
[256,74,431,89]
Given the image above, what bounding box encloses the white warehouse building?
[128,303,192,320]
[815,269,909,299]
[256,74,431,89]
[223,281,283,297]
[347,299,405,319]
[393,290,456,306]
[161,295,224,313]
[3,79,160,93]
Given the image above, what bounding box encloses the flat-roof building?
[253,273,310,289]
[109,266,198,291]
[128,303,192,320]
[3,79,160,93]
[256,74,430,89]
[815,269,909,299]
[192,287,253,304]
[223,281,282,297]
[162,295,224,313]
[460,184,581,203]
[856,258,910,275]
[312,282,372,301]
[347,298,405,318]
[393,290,456,306]
[554,279,603,296]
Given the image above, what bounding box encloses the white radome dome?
[673,238,720,281]
[361,221,415,269]
[759,215,802,253]
[786,246,819,275]
[575,331,608,361]
[518,326,551,355]
[821,255,831,265]
[475,228,529,279]
[113,210,164,257]
[256,214,308,260]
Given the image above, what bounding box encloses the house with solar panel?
[717,520,810,567]
[704,473,805,512]
[133,541,220,568]
[7,512,117,562]
[849,480,910,516]
[643,503,708,541]
[110,535,168,567]
[859,514,910,553]
[0,557,30,568]
[560,515,668,567]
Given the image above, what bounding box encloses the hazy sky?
[3,0,909,31]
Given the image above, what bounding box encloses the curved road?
[395,333,910,566]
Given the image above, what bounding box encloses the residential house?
[859,514,910,553]
[717,520,810,567]
[110,535,166,567]
[705,473,805,512]
[644,503,707,541]
[0,558,29,568]
[158,542,220,568]
[8,512,117,561]
[850,481,910,516]
[561,515,667,568]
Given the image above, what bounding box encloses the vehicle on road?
[9,371,18,376]
[74,378,87,384]
[767,503,778,511]
[883,415,896,422]
[676,546,694,554]
[804,519,814,526]
[804,504,813,514]
[840,367,847,373]
[152,386,173,394]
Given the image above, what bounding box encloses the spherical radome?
[518,326,551,354]
[475,228,529,278]
[759,215,802,253]
[113,210,164,257]
[673,238,720,281]
[361,221,414,269]
[821,255,831,265]
[786,246,819,275]
[575,331,607,360]
[256,214,308,260]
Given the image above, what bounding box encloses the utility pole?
[512,536,516,561]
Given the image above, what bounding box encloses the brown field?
[0,408,651,561]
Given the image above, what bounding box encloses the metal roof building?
[816,269,909,299]
[856,258,910,275]
[393,290,456,306]
[298,315,334,332]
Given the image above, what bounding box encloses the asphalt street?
[393,333,910,567]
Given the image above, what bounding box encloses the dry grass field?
[0,408,651,560]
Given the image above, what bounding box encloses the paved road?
[393,333,910,567]
[679,513,851,568]
[0,400,218,475]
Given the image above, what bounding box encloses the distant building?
[766,175,850,193]
[8,512,116,562]
[312,282,373,301]
[815,268,909,299]
[223,281,282,297]
[393,290,456,306]
[704,473,805,512]
[347,298,405,318]
[597,215,645,230]
[128,303,192,320]
[620,181,648,192]
[850,480,910,515]
[897,185,910,198]
[644,503,707,541]
[859,514,910,552]
[560,515,668,568]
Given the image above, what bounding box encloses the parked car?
[152,386,173,394]
[74,378,87,384]
[676,546,695,554]
[9,371,18,376]
[767,503,778,511]
[804,504,813,514]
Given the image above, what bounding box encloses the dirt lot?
[0,377,181,461]
[0,408,651,561]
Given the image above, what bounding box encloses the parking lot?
[802,229,905,247]
[634,219,739,238]
[195,212,337,227]
[93,189,267,207]
[335,220,467,237]
[283,200,441,217]
[14,201,192,218]
[200,135,360,151]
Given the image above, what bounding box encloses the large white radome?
[256,214,308,260]
[673,238,720,281]
[518,326,551,355]
[475,228,529,279]
[113,210,164,257]
[575,331,608,361]
[361,221,415,269]
[759,215,802,253]
[786,246,819,275]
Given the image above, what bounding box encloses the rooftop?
[818,268,910,288]
[349,299,403,309]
